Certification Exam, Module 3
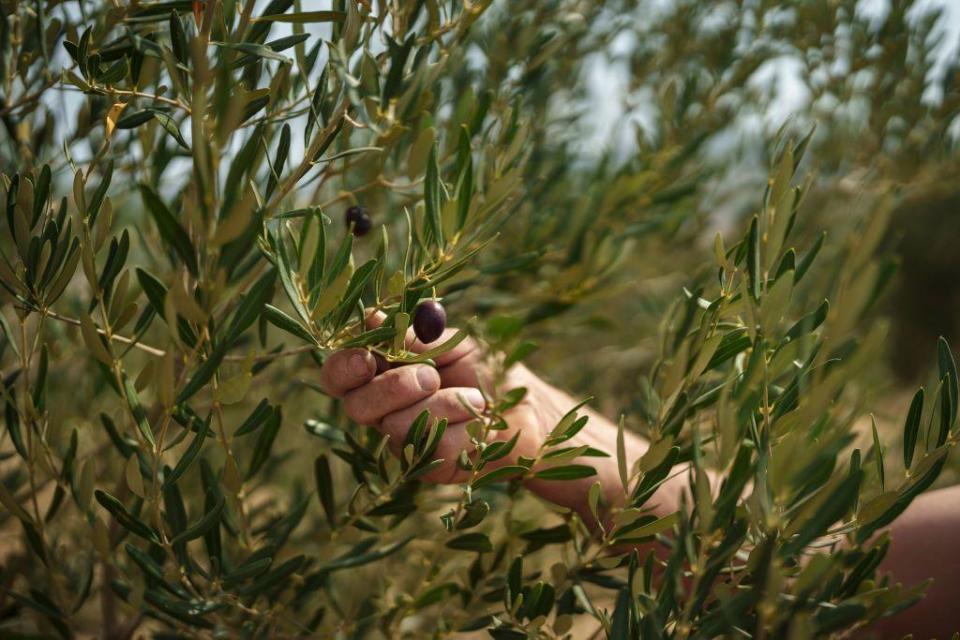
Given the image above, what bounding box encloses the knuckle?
[321,350,361,394]
[384,367,418,396]
[380,369,408,397]
[328,348,353,368]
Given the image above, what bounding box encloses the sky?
[580,0,960,161]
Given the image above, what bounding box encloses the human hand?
[318,313,540,482]
[319,313,667,520]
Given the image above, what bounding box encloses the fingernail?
[349,353,369,377]
[463,388,486,410]
[416,366,438,391]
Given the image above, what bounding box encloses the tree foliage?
[0,0,958,638]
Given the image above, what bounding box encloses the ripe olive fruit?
[345,205,372,237]
[413,300,447,344]
[373,352,391,375]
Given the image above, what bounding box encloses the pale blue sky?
[580,0,960,162]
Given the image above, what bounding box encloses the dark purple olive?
[413,300,447,344]
[345,205,372,237]
[373,352,391,375]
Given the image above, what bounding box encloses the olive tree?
[0,0,958,638]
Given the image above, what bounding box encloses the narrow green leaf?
[396,328,468,364]
[938,375,952,447]
[123,375,155,448]
[0,311,22,359]
[424,144,443,247]
[136,267,168,315]
[228,269,276,340]
[412,582,461,610]
[783,469,861,556]
[903,388,924,469]
[747,215,760,300]
[169,494,225,546]
[20,520,48,565]
[125,544,176,593]
[937,337,958,429]
[393,312,410,353]
[139,185,198,277]
[795,231,826,284]
[95,490,158,542]
[177,345,226,403]
[263,304,317,345]
[471,465,527,489]
[617,415,628,493]
[164,417,208,487]
[610,587,631,640]
[0,477,31,522]
[329,259,379,329]
[325,230,353,286]
[115,110,156,129]
[481,431,520,463]
[246,407,282,479]
[315,454,336,526]
[870,415,884,491]
[253,11,346,23]
[218,41,291,64]
[222,557,273,585]
[87,161,114,224]
[239,555,305,595]
[784,299,829,342]
[151,111,190,149]
[446,532,492,553]
[234,399,273,437]
[533,464,597,481]
[265,124,291,199]
[314,537,412,575]
[455,127,474,230]
[32,345,48,411]
[169,10,188,64]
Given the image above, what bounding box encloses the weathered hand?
[318,313,667,521]
[319,318,490,483]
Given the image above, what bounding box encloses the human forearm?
[515,369,683,525]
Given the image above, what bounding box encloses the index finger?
[319,348,376,397]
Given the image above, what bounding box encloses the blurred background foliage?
[464,0,960,398]
[0,0,958,637]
